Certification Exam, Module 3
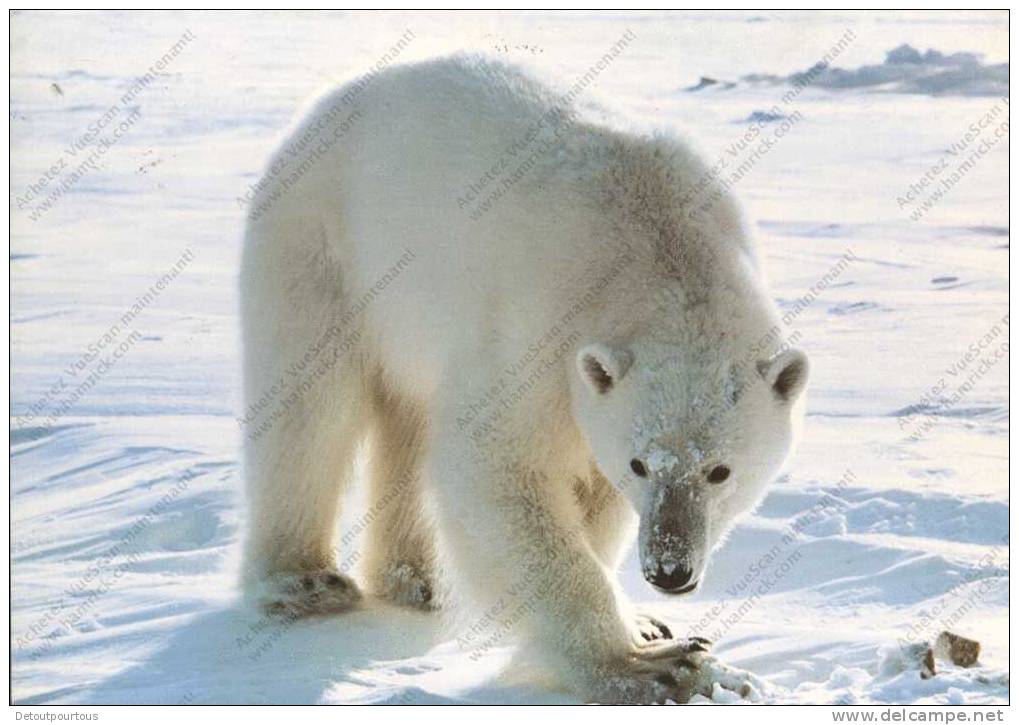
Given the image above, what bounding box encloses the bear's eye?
[707,465,731,484]
[630,459,648,478]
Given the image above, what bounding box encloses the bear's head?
[571,339,808,594]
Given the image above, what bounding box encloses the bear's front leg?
[431,443,761,703]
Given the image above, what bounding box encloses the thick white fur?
[239,55,807,703]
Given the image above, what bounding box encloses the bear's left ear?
[577,343,633,395]
[757,348,809,402]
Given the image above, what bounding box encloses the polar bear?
[239,55,808,703]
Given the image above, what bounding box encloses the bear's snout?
[645,563,697,594]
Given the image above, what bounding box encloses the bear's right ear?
[757,348,809,402]
[577,344,632,395]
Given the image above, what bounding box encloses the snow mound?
[741,45,1008,97]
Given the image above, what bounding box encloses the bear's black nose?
[648,565,696,593]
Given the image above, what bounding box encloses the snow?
[10,10,1008,705]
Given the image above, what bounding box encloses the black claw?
[690,636,712,646]
[642,632,652,641]
[689,641,709,653]
[658,623,673,639]
[324,573,344,588]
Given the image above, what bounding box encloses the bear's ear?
[757,348,809,402]
[577,344,632,395]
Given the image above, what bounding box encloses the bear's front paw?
[633,613,677,644]
[687,654,768,703]
[591,641,763,704]
[258,570,361,618]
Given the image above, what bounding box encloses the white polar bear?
[239,55,808,704]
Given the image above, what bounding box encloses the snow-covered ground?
[10,10,1009,705]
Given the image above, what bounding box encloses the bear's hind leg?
[240,211,368,617]
[362,377,437,610]
[242,367,369,617]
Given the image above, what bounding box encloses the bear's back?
[246,55,776,398]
